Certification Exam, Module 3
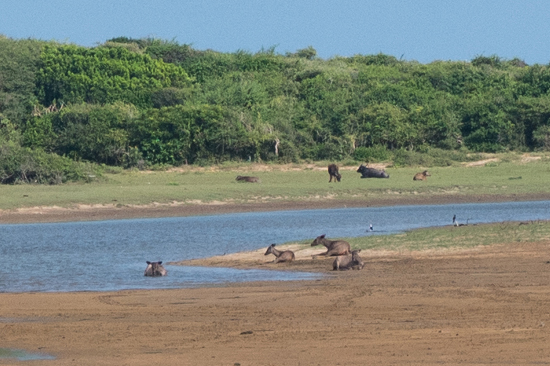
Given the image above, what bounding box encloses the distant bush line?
[1,35,550,183]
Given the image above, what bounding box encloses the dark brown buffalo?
[328,164,341,182]
[333,250,365,271]
[357,165,389,178]
[236,175,260,183]
[264,244,295,263]
[311,234,351,258]
[144,261,167,277]
[413,170,431,181]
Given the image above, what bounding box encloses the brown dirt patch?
[463,158,499,167]
[521,153,542,163]
[1,242,549,365]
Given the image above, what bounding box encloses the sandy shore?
[1,242,549,365]
[1,197,550,365]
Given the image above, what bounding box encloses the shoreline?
[2,192,550,364]
[2,192,550,224]
[2,241,549,365]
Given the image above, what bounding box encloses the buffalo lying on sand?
[311,234,351,258]
[144,261,167,277]
[413,170,431,181]
[333,249,365,271]
[236,175,260,183]
[357,165,389,178]
[327,164,341,182]
[264,243,295,263]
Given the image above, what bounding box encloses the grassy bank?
[347,220,550,252]
[0,153,549,210]
[279,220,550,257]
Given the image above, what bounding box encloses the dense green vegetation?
[2,35,550,183]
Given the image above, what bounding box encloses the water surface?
[1,200,549,293]
[0,348,55,361]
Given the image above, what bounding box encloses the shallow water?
[1,200,549,293]
[0,348,55,361]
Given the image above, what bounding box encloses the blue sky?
[1,0,549,64]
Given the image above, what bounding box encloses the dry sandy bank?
[1,242,549,365]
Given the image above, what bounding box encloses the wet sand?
[1,196,550,365]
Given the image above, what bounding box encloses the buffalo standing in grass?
[144,261,167,277]
[327,164,341,182]
[357,165,389,178]
[333,250,365,271]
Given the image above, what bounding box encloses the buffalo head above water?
[144,261,167,277]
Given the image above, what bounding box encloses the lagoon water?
[1,200,550,293]
[0,348,55,361]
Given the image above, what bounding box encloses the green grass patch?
[344,220,550,252]
[290,220,550,253]
[1,153,550,210]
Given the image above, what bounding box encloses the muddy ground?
[1,198,550,365]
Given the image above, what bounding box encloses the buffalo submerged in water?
[144,261,167,277]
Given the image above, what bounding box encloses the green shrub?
[390,148,483,167]
[391,149,434,167]
[422,147,468,166]
[37,44,191,108]
[353,145,391,162]
[0,142,101,184]
[277,140,300,163]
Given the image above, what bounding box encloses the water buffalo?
[236,175,261,183]
[264,243,295,263]
[144,261,167,277]
[328,164,341,182]
[333,249,365,271]
[311,234,351,258]
[357,165,389,178]
[413,170,431,181]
